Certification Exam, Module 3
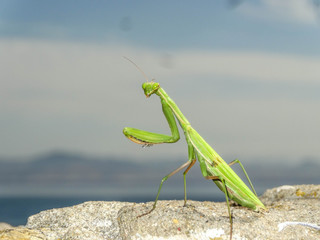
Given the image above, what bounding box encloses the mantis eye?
[142,82,147,89]
[152,83,159,90]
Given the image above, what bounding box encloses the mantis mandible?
[123,58,266,239]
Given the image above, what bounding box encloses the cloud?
[171,50,320,84]
[237,0,320,25]
[1,39,320,161]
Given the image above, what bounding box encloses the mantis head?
[142,82,160,98]
[123,57,160,97]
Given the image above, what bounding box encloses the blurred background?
[1,0,320,226]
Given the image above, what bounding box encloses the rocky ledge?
[0,184,319,240]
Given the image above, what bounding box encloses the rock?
[117,184,320,240]
[0,227,46,240]
[26,201,133,240]
[0,222,13,231]
[3,185,318,239]
[260,184,320,204]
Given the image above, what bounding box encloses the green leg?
[221,178,233,240]
[205,175,233,240]
[123,98,180,145]
[228,159,257,196]
[183,158,196,206]
[182,142,197,206]
[137,160,192,218]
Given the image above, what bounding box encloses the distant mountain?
[0,151,185,191]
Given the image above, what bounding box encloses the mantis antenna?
[123,56,150,82]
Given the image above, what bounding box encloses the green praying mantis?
[123,58,266,239]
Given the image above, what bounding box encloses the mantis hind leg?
[137,160,193,218]
[221,178,233,240]
[205,175,233,240]
[228,159,258,196]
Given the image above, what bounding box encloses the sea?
[0,193,226,226]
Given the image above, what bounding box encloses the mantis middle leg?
[138,160,194,217]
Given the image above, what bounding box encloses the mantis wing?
[186,127,266,211]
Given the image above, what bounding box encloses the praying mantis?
[123,58,266,239]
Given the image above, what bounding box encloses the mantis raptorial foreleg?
[124,98,179,146]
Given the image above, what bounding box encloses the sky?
[1,0,320,163]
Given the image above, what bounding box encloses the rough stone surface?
[26,201,133,240]
[0,222,13,231]
[0,227,46,240]
[0,185,319,239]
[118,185,320,240]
